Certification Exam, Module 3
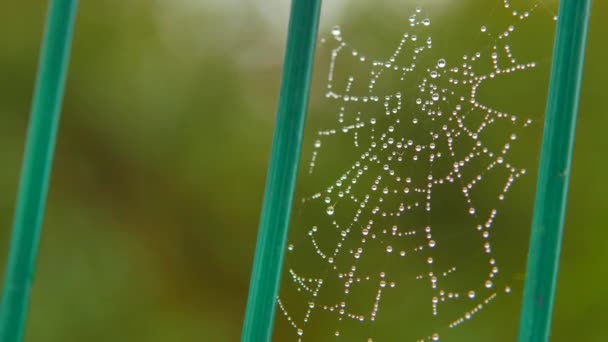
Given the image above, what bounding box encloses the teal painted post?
[0,1,79,341]
[518,0,592,341]
[241,0,322,341]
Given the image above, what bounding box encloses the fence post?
[518,0,592,341]
[241,0,322,341]
[0,1,79,341]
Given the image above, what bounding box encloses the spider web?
[277,1,556,341]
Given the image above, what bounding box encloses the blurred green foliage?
[0,1,606,341]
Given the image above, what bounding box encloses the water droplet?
[332,26,341,37]
[315,140,322,148]
[327,206,335,215]
[481,26,487,32]
[485,280,493,288]
[386,245,393,253]
[468,290,476,299]
[437,59,447,68]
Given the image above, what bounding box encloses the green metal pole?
[518,0,592,341]
[0,1,79,341]
[241,0,322,341]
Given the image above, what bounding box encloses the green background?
[0,1,606,341]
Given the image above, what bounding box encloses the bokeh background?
[0,0,606,341]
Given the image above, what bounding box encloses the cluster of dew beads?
[278,2,552,341]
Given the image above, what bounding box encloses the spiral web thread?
[277,1,556,341]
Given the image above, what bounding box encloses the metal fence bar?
[518,0,592,341]
[241,0,322,341]
[0,1,79,341]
